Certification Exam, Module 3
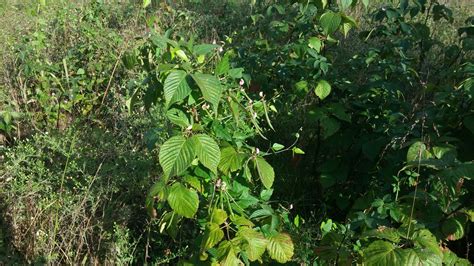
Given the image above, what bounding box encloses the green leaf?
[215,55,230,76]
[166,108,190,128]
[175,49,189,62]
[201,223,224,251]
[363,241,411,265]
[219,146,245,174]
[143,0,151,8]
[192,73,222,112]
[315,80,332,100]
[193,44,219,56]
[238,228,268,261]
[217,240,244,265]
[442,216,465,241]
[407,141,431,162]
[159,136,196,179]
[164,70,191,109]
[191,134,220,174]
[211,209,228,225]
[267,233,294,263]
[320,11,342,35]
[340,0,353,10]
[255,156,275,189]
[229,68,244,79]
[341,14,357,37]
[361,227,401,243]
[412,229,442,258]
[292,147,305,154]
[308,37,323,52]
[272,143,284,151]
[167,182,199,218]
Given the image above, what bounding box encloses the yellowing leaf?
[255,156,275,189]
[238,228,268,261]
[267,233,294,263]
[201,223,224,251]
[315,80,332,100]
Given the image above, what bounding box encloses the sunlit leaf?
[267,233,294,263]
[255,156,275,189]
[159,136,196,179]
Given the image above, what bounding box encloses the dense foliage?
[0,0,473,264]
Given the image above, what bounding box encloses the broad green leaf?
[320,11,342,35]
[405,248,442,266]
[192,134,220,174]
[219,146,245,174]
[211,209,228,225]
[443,249,472,266]
[166,108,190,128]
[167,182,199,218]
[315,80,331,100]
[442,216,465,241]
[201,223,224,250]
[192,73,222,112]
[267,233,294,263]
[164,70,191,109]
[255,156,275,189]
[412,229,442,258]
[159,136,196,179]
[308,37,322,52]
[407,141,431,162]
[238,228,268,261]
[363,240,411,265]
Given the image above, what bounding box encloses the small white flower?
[256,148,260,154]
[218,46,223,53]
[259,91,264,98]
[289,204,294,210]
[239,79,245,86]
